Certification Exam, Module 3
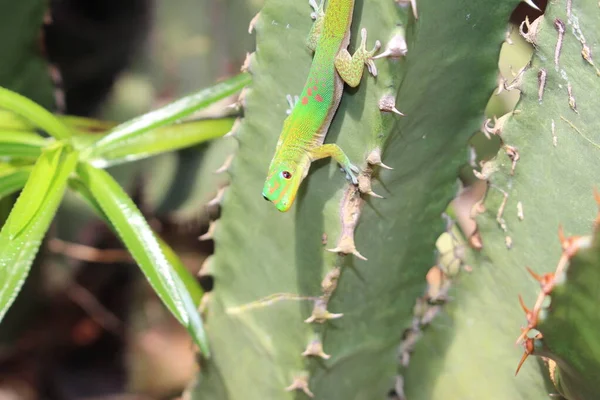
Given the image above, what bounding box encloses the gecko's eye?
[281,171,292,179]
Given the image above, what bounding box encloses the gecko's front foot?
[343,164,360,185]
[359,28,382,76]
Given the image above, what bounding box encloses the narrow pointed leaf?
[0,146,77,321]
[75,163,209,355]
[86,73,250,158]
[0,131,47,159]
[0,87,72,140]
[4,145,67,239]
[68,177,205,306]
[89,118,234,168]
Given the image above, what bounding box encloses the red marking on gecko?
[301,97,309,105]
[315,94,323,102]
[313,85,318,90]
[269,181,280,195]
[307,88,313,96]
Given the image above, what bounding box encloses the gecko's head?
[262,162,304,212]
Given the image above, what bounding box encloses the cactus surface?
[404,1,600,399]
[191,0,522,398]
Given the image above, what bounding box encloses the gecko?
[262,0,380,212]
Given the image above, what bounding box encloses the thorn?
[305,298,343,323]
[503,145,520,175]
[526,266,555,295]
[248,11,261,34]
[215,154,234,174]
[519,16,542,46]
[302,339,331,359]
[285,375,314,398]
[198,256,213,277]
[522,0,540,11]
[198,220,216,241]
[372,27,407,59]
[515,295,539,344]
[515,335,535,375]
[567,83,578,114]
[517,201,524,221]
[366,190,384,199]
[241,52,252,73]
[525,266,542,282]
[378,94,404,116]
[469,231,483,250]
[223,118,242,138]
[518,294,531,315]
[327,245,367,261]
[554,19,566,69]
[366,148,393,169]
[538,68,547,103]
[207,186,226,207]
[505,235,513,249]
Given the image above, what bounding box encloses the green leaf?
[0,164,32,200]
[0,146,77,321]
[0,110,35,131]
[89,118,234,168]
[3,144,70,239]
[75,163,209,355]
[0,130,47,159]
[85,73,251,158]
[68,177,204,306]
[0,87,72,140]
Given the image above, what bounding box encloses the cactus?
[402,1,600,399]
[190,0,524,398]
[0,1,54,108]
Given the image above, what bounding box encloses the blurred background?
[0,0,541,399]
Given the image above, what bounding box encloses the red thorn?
[526,267,555,294]
[518,295,531,315]
[515,338,534,375]
[525,266,542,282]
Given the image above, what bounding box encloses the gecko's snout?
[262,193,269,201]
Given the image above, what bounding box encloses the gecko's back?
[262,0,359,212]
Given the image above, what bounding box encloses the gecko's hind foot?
[342,164,360,185]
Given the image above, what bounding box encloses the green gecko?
[262,0,380,212]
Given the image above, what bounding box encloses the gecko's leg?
[335,28,381,87]
[307,0,325,51]
[285,94,300,115]
[309,144,360,184]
